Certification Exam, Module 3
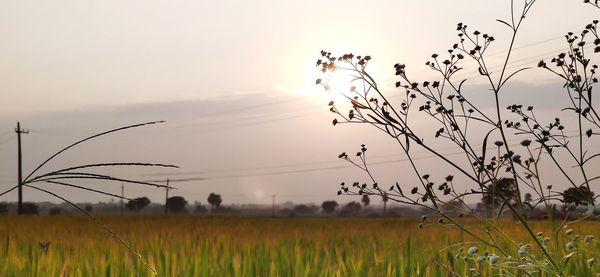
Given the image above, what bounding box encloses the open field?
[0,216,598,276]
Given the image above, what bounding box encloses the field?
[0,216,598,276]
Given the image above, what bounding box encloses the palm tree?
[382,192,389,216]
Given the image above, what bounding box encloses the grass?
[0,215,597,276]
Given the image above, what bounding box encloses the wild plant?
[316,1,599,275]
[0,121,175,273]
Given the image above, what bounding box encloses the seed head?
[565,229,573,235]
[565,241,575,251]
[489,254,499,266]
[587,258,595,267]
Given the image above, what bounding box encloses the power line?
[149,127,593,182]
[165,94,310,129]
[148,126,591,179]
[181,110,322,137]
[0,136,14,148]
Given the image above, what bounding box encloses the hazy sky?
[0,1,598,207]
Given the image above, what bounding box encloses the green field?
[0,216,598,276]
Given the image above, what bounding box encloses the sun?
[315,69,360,111]
[254,189,265,199]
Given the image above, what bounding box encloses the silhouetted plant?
[339,201,362,217]
[321,200,338,215]
[207,193,222,210]
[49,207,62,215]
[361,194,370,208]
[166,196,188,213]
[0,202,7,214]
[125,197,151,212]
[382,192,389,216]
[21,202,38,215]
[317,1,600,275]
[293,204,319,215]
[0,121,176,273]
[194,203,208,214]
[585,0,600,10]
[563,186,595,206]
[480,178,520,218]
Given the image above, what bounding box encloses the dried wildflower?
[587,258,595,267]
[565,241,575,251]
[489,254,499,266]
[565,229,573,235]
[518,245,529,257]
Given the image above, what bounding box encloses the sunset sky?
[0,0,598,207]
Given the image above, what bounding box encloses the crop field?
[0,216,598,276]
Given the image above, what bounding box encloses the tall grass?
[0,216,597,276]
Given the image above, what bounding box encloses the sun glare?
[316,70,358,111]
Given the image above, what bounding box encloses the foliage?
[166,196,188,213]
[382,192,389,215]
[481,178,518,207]
[125,197,151,212]
[293,204,319,215]
[339,201,362,217]
[321,200,338,215]
[207,193,223,209]
[316,0,600,275]
[0,216,598,276]
[49,207,62,215]
[563,186,595,206]
[194,203,208,214]
[0,202,7,214]
[21,202,38,215]
[0,121,176,273]
[361,194,370,208]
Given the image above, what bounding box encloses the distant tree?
[207,193,222,210]
[166,196,188,213]
[382,193,389,216]
[0,202,7,214]
[84,205,93,213]
[49,207,62,215]
[524,193,533,204]
[361,194,370,208]
[125,197,151,212]
[278,208,294,217]
[293,204,318,215]
[194,203,208,214]
[21,202,38,215]
[481,178,519,207]
[563,186,595,206]
[213,206,238,214]
[339,201,362,217]
[321,200,338,215]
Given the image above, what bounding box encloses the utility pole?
[271,194,276,217]
[164,179,170,216]
[15,122,28,215]
[120,184,124,216]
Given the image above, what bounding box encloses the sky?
[0,0,599,207]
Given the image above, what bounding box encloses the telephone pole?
[120,184,124,216]
[15,122,28,215]
[271,194,276,217]
[164,179,170,216]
